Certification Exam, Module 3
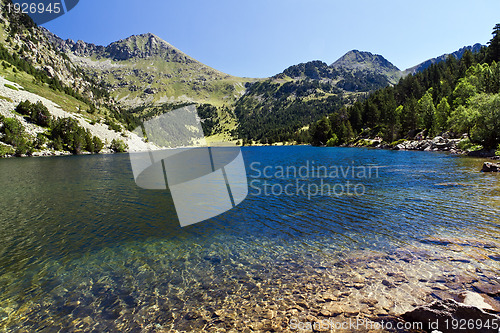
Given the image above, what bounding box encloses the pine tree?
[487,23,500,63]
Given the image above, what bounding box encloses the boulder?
[402,299,500,333]
[481,162,500,172]
[456,291,500,311]
[432,136,446,144]
[43,65,55,78]
[395,144,405,150]
[419,140,432,150]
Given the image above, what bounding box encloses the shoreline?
[346,136,499,159]
[1,137,499,162]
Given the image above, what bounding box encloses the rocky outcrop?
[41,28,106,57]
[402,299,500,333]
[481,162,500,172]
[393,136,461,152]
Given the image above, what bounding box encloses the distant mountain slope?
[42,30,255,109]
[234,54,400,142]
[404,43,485,74]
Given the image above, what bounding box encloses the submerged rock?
[481,162,500,172]
[473,282,500,297]
[402,299,500,333]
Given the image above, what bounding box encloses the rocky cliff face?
[41,28,106,57]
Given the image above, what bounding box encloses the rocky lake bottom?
[0,147,499,332]
[1,232,499,332]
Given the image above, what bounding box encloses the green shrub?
[30,101,52,127]
[110,139,128,153]
[105,118,122,132]
[48,117,102,154]
[50,118,86,154]
[496,143,500,156]
[15,100,32,116]
[0,95,13,102]
[0,144,14,157]
[390,139,407,147]
[4,83,18,91]
[458,138,483,152]
[0,117,33,156]
[356,139,372,147]
[326,134,339,147]
[2,117,25,145]
[15,100,52,127]
[34,133,48,149]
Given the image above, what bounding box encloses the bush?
[326,134,339,147]
[15,100,32,116]
[496,143,500,156]
[458,138,483,152]
[34,133,48,149]
[390,139,407,147]
[105,118,122,132]
[30,101,52,127]
[356,139,372,147]
[110,139,128,153]
[0,117,33,156]
[50,118,97,154]
[4,83,18,91]
[15,100,52,127]
[0,144,14,157]
[2,117,24,144]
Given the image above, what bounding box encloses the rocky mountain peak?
[105,33,191,62]
[331,50,400,72]
[330,50,401,84]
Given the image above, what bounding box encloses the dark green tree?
[311,116,332,146]
[487,23,500,63]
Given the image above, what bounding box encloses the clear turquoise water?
[0,147,499,331]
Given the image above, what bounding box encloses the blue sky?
[43,0,500,78]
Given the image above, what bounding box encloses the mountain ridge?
[404,43,485,75]
[42,29,198,63]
